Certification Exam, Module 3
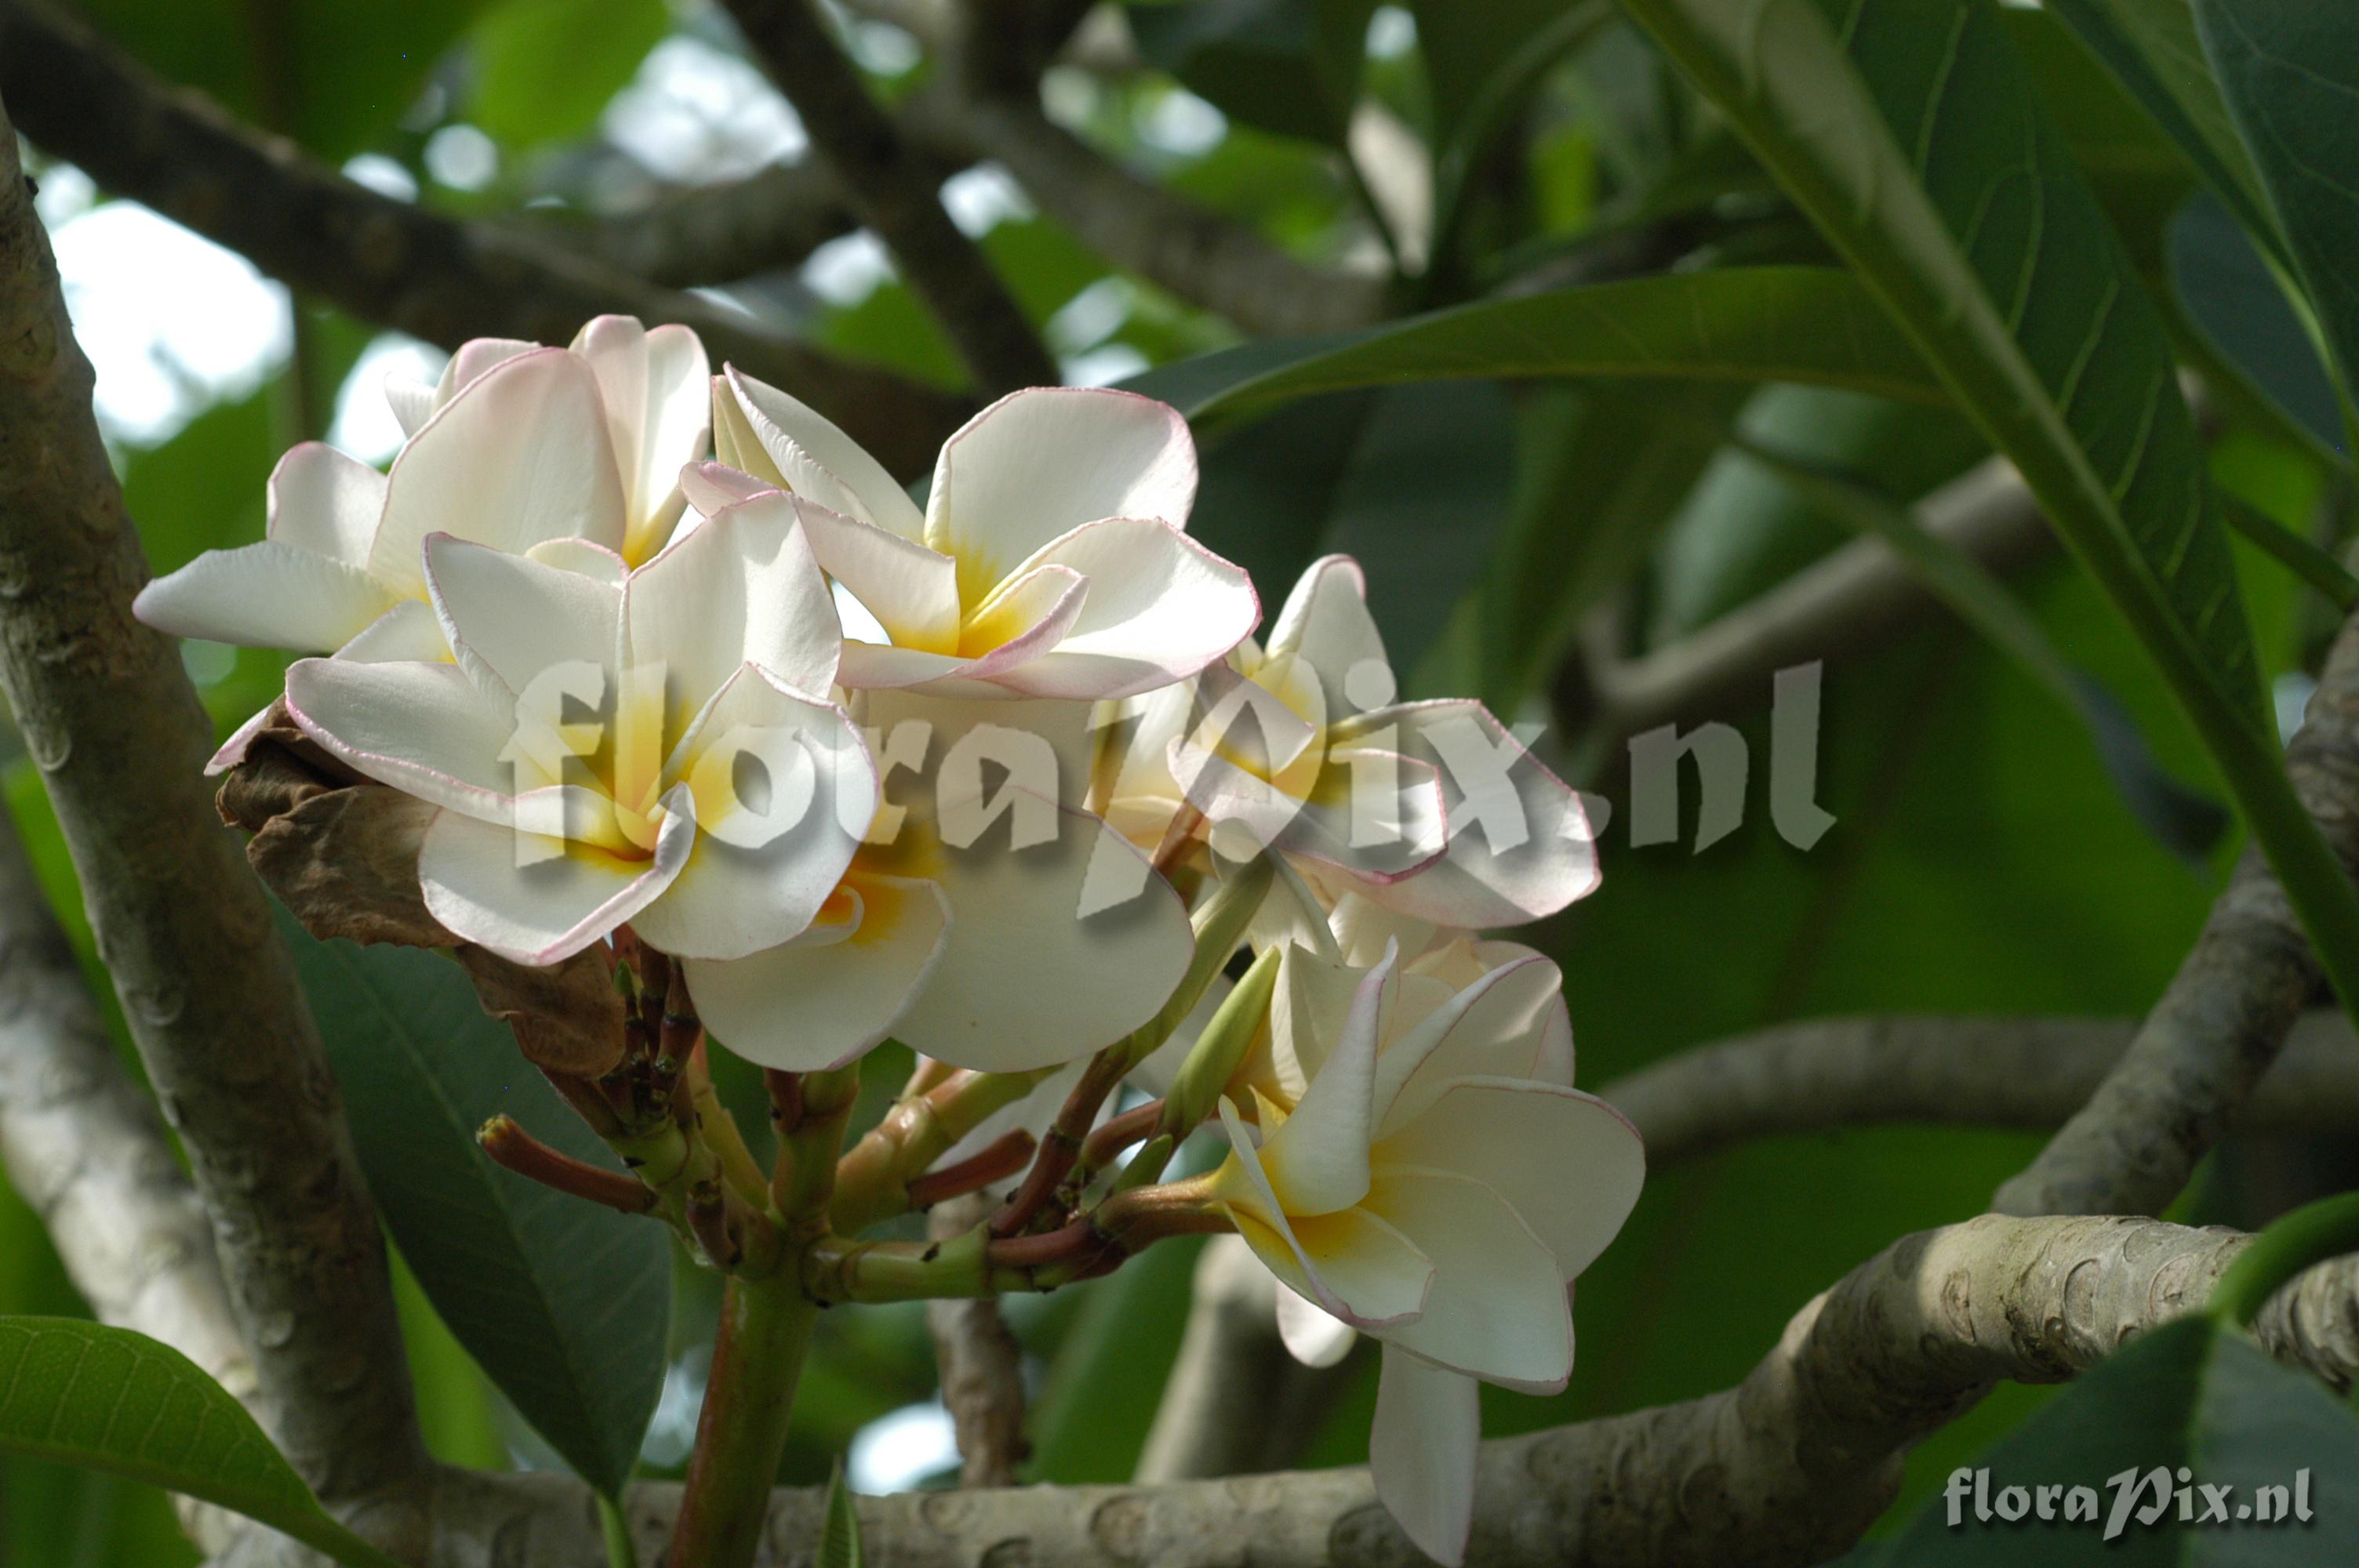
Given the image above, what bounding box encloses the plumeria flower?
[682,370,1256,699]
[134,317,711,768]
[1092,554,1599,929]
[682,691,1199,1074]
[280,491,871,967]
[1205,937,1644,1563]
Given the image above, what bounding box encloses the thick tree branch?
[517,160,867,289]
[0,97,430,1528]
[0,0,971,477]
[1995,601,2359,1218]
[198,1214,2359,1568]
[1605,1011,2359,1167]
[722,0,1057,394]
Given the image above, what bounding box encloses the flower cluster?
[139,315,1641,1563]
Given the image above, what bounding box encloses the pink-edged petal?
[1373,953,1565,1134]
[1266,555,1391,720]
[624,491,841,726]
[525,537,630,585]
[892,799,1194,1071]
[266,442,385,568]
[793,502,962,654]
[718,366,925,539]
[1275,747,1448,885]
[835,579,1089,697]
[1274,1284,1359,1369]
[420,795,692,964]
[995,518,1255,699]
[641,666,874,959]
[573,317,711,562]
[423,533,620,702]
[283,657,521,824]
[678,459,776,517]
[1369,1348,1480,1567]
[134,541,398,653]
[1255,947,1391,1215]
[339,598,452,662]
[205,701,279,775]
[1379,1079,1644,1280]
[1211,1101,1430,1330]
[370,348,628,596]
[1341,700,1600,928]
[684,873,951,1070]
[435,336,540,404]
[1363,1166,1572,1388]
[926,388,1198,577]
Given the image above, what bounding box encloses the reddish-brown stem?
[540,1066,627,1138]
[764,1068,804,1134]
[478,1116,656,1215]
[1079,1099,1164,1173]
[986,1219,1110,1272]
[990,1051,1128,1237]
[906,1129,1036,1210]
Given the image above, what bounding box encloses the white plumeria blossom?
[1092,554,1601,929]
[1206,933,1644,1565]
[133,316,711,770]
[682,370,1258,700]
[282,492,871,967]
[682,691,1198,1075]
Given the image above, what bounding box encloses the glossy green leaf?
[1612,0,2359,1042]
[1129,0,1373,147]
[1143,267,1948,424]
[820,1461,865,1568]
[469,0,669,149]
[0,1317,403,1568]
[2045,0,2288,272]
[73,0,482,158]
[278,916,669,1495]
[1870,1316,2359,1563]
[2170,196,2346,459]
[2194,0,2359,414]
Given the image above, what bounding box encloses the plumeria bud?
[1158,945,1279,1141]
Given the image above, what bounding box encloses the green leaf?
[0,1317,404,1568]
[2170,195,2346,459]
[2045,0,2290,273]
[1874,1316,2359,1563]
[1137,267,1950,424]
[2194,0,2359,416]
[278,916,669,1494]
[820,1461,864,1568]
[469,0,669,149]
[1129,0,1372,147]
[1612,0,2359,1049]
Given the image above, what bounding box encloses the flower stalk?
[662,1272,817,1568]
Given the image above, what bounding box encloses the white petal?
[1362,1167,1572,1388]
[720,366,925,539]
[794,501,962,654]
[1274,1285,1359,1369]
[266,442,385,568]
[634,668,873,960]
[205,701,278,775]
[1267,941,1374,1098]
[1329,892,1439,970]
[420,797,690,964]
[1379,1079,1644,1280]
[423,534,621,702]
[997,517,1256,698]
[339,598,453,662]
[684,872,951,1070]
[1376,953,1566,1133]
[436,336,541,404]
[1346,700,1601,927]
[1255,949,1392,1216]
[927,387,1197,573]
[383,375,438,439]
[1267,555,1391,722]
[370,348,628,597]
[134,541,397,653]
[1369,1348,1480,1568]
[574,317,711,562]
[525,537,631,584]
[889,800,1194,1071]
[1212,1102,1430,1330]
[283,657,521,823]
[835,578,1089,697]
[678,459,775,517]
[624,491,842,728]
[1274,748,1448,887]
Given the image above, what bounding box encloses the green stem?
[663,1274,816,1568]
[599,1491,639,1568]
[2210,1192,2359,1328]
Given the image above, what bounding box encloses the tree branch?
[925,1192,1030,1486]
[0,96,430,1528]
[515,160,867,289]
[0,0,972,477]
[1995,599,2359,1218]
[1604,1011,2359,1167]
[722,0,1058,394]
